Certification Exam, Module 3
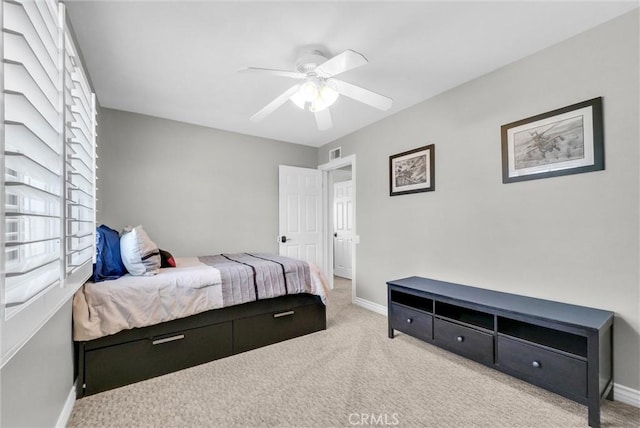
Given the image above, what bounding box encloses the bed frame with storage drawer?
[387,276,613,428]
[75,293,326,397]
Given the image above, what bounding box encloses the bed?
[73,253,328,397]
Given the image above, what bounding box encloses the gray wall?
[0,301,74,428]
[97,108,318,256]
[319,11,639,390]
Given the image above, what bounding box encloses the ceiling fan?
[241,49,393,131]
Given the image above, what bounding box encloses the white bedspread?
[73,257,328,341]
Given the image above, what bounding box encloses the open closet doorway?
[319,155,357,304]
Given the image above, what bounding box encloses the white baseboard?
[614,383,640,408]
[353,296,387,317]
[56,385,76,428]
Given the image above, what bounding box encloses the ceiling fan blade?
[314,108,333,131]
[334,79,392,111]
[315,49,368,78]
[239,67,306,79]
[250,84,301,122]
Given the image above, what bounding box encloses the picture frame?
[389,144,435,196]
[501,97,604,183]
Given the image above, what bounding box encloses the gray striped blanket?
[198,253,312,307]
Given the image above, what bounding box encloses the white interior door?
[333,180,353,279]
[278,165,323,267]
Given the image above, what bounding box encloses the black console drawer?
[84,321,232,395]
[434,318,494,365]
[389,303,433,341]
[497,336,587,399]
[234,303,326,353]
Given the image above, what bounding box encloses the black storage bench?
[387,276,613,428]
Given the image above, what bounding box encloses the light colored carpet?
[68,277,639,428]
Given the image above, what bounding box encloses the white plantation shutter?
[1,0,96,365]
[3,0,64,309]
[64,28,95,274]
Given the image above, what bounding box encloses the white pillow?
[119,225,161,276]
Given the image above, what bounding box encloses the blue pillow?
[93,225,127,282]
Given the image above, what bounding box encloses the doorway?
[332,168,353,279]
[318,155,356,303]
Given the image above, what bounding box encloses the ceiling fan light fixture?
[300,80,319,102]
[245,48,392,130]
[319,78,339,107]
[292,78,339,112]
[310,84,339,112]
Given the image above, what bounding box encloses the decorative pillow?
[159,249,176,268]
[93,224,127,282]
[119,225,161,276]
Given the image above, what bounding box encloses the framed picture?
[501,97,604,183]
[389,144,435,196]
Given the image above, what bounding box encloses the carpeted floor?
[68,277,639,428]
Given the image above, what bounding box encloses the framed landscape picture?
[389,144,435,196]
[501,97,604,183]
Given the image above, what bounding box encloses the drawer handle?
[532,360,541,368]
[407,318,413,324]
[274,310,295,318]
[152,334,185,345]
[456,336,464,343]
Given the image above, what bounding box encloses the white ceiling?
[64,1,638,148]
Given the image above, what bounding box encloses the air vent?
[329,147,341,161]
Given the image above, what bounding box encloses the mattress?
[73,254,328,341]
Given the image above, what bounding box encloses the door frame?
[318,154,356,303]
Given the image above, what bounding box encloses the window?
[1,0,96,366]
